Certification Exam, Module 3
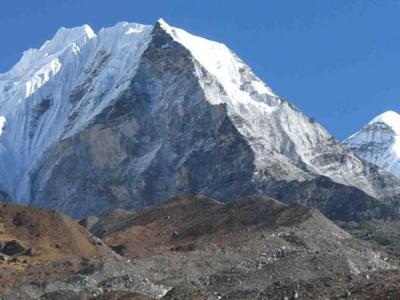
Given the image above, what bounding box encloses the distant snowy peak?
[369,111,400,134]
[344,111,400,176]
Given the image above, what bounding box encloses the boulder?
[0,240,26,256]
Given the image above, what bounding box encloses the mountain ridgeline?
[0,19,400,219]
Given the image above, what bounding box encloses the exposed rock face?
[270,176,393,221]
[31,22,256,217]
[1,20,400,218]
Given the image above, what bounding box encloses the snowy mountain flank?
[1,19,400,218]
[344,111,400,177]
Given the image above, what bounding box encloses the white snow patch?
[24,58,62,98]
[0,117,6,136]
[125,27,144,34]
[252,80,274,95]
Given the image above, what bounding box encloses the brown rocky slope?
[84,195,398,299]
[0,196,399,299]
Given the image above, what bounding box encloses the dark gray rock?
[0,240,26,256]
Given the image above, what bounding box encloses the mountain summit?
[0,20,399,218]
[344,110,400,176]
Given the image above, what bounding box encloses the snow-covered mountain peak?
[155,18,276,100]
[344,110,400,176]
[369,111,400,133]
[13,24,95,70]
[153,16,279,144]
[0,21,154,201]
[0,24,98,102]
[0,19,399,217]
[51,24,95,46]
[156,18,170,30]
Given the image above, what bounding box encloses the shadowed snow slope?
[0,19,400,218]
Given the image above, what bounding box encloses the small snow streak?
[0,117,6,136]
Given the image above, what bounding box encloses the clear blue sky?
[1,0,399,139]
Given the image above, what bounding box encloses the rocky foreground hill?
[0,196,399,299]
